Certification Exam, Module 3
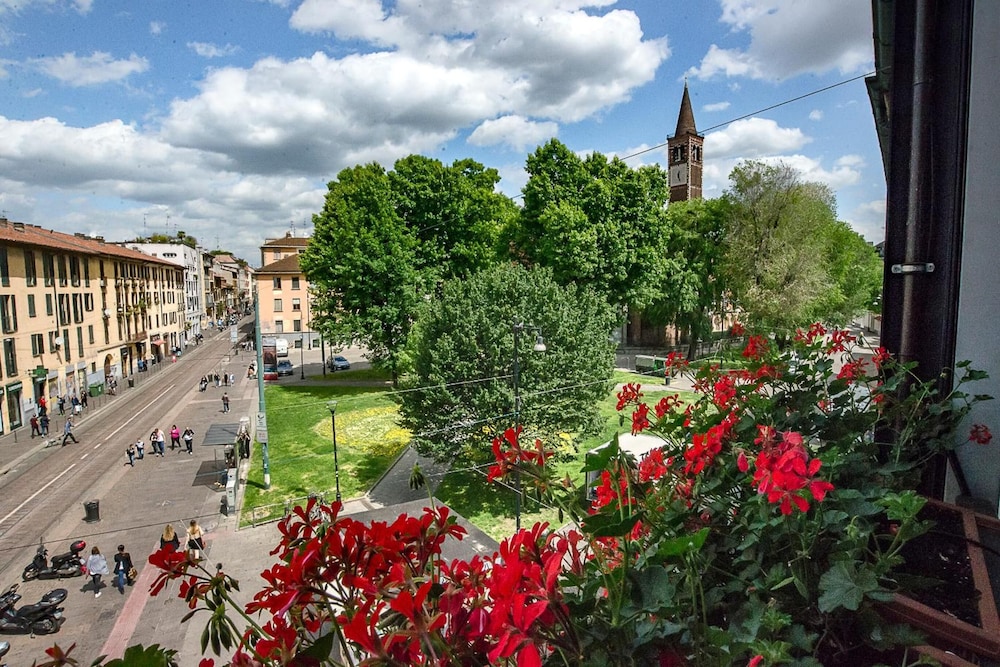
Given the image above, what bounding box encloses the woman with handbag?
[113,544,134,593]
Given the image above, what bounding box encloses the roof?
[254,253,303,275]
[262,233,310,248]
[0,219,178,268]
[674,82,699,137]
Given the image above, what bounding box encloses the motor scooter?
[0,584,66,635]
[0,639,9,666]
[22,540,86,581]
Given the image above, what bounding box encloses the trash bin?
[127,377,135,388]
[83,500,100,523]
[88,382,104,397]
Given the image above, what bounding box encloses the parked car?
[275,338,289,357]
[277,360,294,376]
[327,355,351,371]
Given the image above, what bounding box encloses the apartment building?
[0,217,184,435]
[125,241,205,342]
[255,233,316,348]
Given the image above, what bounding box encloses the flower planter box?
[881,499,1000,660]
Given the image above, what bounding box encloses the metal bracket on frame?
[891,263,935,274]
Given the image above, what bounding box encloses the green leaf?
[655,527,709,558]
[581,510,644,538]
[582,434,621,473]
[818,561,879,612]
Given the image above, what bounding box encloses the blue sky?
[0,0,882,265]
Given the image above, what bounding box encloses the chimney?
[12,222,25,231]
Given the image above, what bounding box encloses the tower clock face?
[670,163,688,186]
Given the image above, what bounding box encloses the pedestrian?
[186,519,205,560]
[86,546,109,598]
[58,395,66,416]
[30,415,41,438]
[150,428,165,456]
[39,413,50,436]
[221,393,230,413]
[214,373,221,387]
[125,442,135,466]
[160,524,181,551]
[169,425,181,450]
[223,372,228,386]
[113,545,134,593]
[71,394,81,415]
[39,395,47,415]
[81,391,88,409]
[229,372,235,386]
[135,437,145,460]
[183,427,195,454]
[62,417,79,445]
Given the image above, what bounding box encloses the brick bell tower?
[668,82,704,203]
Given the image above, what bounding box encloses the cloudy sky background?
[0,0,883,266]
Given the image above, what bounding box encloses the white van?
[275,338,289,357]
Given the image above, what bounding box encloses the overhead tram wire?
[619,69,879,162]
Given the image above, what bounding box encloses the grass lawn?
[241,368,697,540]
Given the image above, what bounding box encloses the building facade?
[124,241,204,343]
[255,233,316,349]
[0,218,185,434]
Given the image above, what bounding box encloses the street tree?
[722,161,840,331]
[396,263,617,463]
[644,197,732,358]
[511,139,671,311]
[301,163,420,384]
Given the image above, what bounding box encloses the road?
[0,323,255,665]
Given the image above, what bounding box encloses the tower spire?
[674,80,697,137]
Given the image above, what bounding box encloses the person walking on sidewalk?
[135,437,145,460]
[40,412,50,436]
[86,546,109,598]
[62,417,79,445]
[183,427,195,454]
[161,524,180,551]
[113,545,134,593]
[169,425,181,450]
[57,395,66,416]
[30,415,41,437]
[186,520,205,560]
[221,393,230,413]
[125,442,135,466]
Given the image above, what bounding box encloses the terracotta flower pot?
[881,499,1000,660]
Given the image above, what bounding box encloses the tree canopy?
[396,263,617,463]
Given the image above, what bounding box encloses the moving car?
[327,355,351,371]
[277,360,294,376]
[275,338,289,357]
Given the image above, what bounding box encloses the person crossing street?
[62,417,79,445]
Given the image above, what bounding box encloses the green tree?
[301,163,420,385]
[390,155,515,285]
[722,161,837,331]
[397,263,617,462]
[644,197,732,358]
[813,220,883,325]
[511,139,671,311]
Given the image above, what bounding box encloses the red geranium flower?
[970,423,993,445]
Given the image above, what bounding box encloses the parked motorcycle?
[0,584,66,635]
[21,540,86,581]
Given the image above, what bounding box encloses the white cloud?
[31,51,149,86]
[705,117,810,159]
[704,154,863,203]
[468,115,557,152]
[149,21,165,35]
[809,109,823,121]
[691,0,873,81]
[703,101,730,112]
[835,154,864,169]
[845,199,886,242]
[188,42,239,58]
[22,87,41,97]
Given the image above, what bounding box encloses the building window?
[72,294,83,323]
[27,294,36,318]
[274,299,283,312]
[293,319,302,332]
[24,250,37,287]
[58,294,70,326]
[292,298,301,311]
[6,384,21,429]
[63,328,70,362]
[0,248,7,287]
[272,277,282,289]
[275,320,284,333]
[84,260,91,286]
[273,251,281,262]
[291,277,301,290]
[84,293,94,311]
[57,255,67,287]
[0,296,16,333]
[88,325,94,344]
[42,253,54,287]
[77,327,84,357]
[45,294,53,316]
[31,333,44,356]
[69,256,81,286]
[3,338,16,377]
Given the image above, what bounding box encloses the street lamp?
[300,334,306,380]
[512,320,546,531]
[328,401,342,502]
